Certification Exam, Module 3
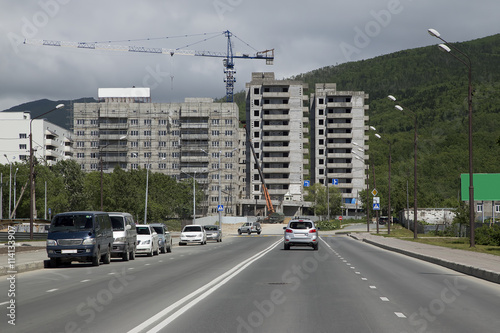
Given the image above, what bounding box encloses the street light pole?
[388,95,418,239]
[30,104,64,240]
[428,28,475,247]
[4,155,12,219]
[375,134,392,235]
[13,168,18,219]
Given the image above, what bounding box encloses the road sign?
[338,216,343,221]
[217,205,224,212]
[371,189,378,196]
[373,197,380,204]
[332,179,339,185]
[373,203,380,210]
[304,180,310,187]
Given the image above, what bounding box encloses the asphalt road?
[1,233,499,333]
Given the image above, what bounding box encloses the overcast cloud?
[1,0,499,110]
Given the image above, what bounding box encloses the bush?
[316,219,341,231]
[475,224,500,246]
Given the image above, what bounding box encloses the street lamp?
[4,154,12,219]
[30,103,64,239]
[13,168,18,219]
[181,170,197,224]
[375,133,392,235]
[388,95,418,239]
[352,143,370,232]
[99,135,127,211]
[428,28,475,247]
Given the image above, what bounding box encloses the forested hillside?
[292,34,500,213]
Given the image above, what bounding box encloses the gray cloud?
[1,0,499,110]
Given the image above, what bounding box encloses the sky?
[1,0,499,110]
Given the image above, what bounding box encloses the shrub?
[316,219,341,231]
[475,224,500,246]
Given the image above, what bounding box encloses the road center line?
[127,238,283,333]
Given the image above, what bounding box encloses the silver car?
[203,225,222,242]
[283,219,319,250]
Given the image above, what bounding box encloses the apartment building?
[73,88,241,216]
[0,111,73,166]
[310,83,369,216]
[244,72,309,216]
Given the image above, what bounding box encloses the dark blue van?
[46,211,113,267]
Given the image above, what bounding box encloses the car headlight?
[47,239,57,246]
[82,238,96,245]
[143,239,151,244]
[114,237,126,243]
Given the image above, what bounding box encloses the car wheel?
[238,230,242,235]
[122,247,130,261]
[313,244,319,251]
[147,248,153,257]
[50,258,59,268]
[257,231,261,235]
[167,241,172,253]
[284,243,290,250]
[92,248,100,266]
[103,246,111,264]
[161,244,166,254]
[179,242,185,246]
[247,230,251,235]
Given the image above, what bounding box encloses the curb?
[0,260,48,276]
[350,234,500,285]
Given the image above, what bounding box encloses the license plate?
[61,249,77,254]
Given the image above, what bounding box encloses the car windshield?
[289,221,313,229]
[50,214,94,232]
[152,226,163,234]
[204,225,218,231]
[136,226,151,235]
[110,216,125,231]
[183,226,202,232]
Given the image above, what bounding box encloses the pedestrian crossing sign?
[373,203,380,210]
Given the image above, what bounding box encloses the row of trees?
[0,160,201,223]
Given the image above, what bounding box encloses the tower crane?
[24,30,274,102]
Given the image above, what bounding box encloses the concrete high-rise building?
[0,111,73,166]
[73,88,241,217]
[310,83,369,217]
[244,72,309,217]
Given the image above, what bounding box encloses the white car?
[136,224,160,256]
[179,224,207,245]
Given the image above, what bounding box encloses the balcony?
[99,123,128,130]
[262,114,290,121]
[262,92,290,98]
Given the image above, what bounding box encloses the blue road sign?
[218,205,224,212]
[332,179,339,185]
[373,203,380,210]
[304,180,310,187]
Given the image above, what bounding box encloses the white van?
[109,212,137,261]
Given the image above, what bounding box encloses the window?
[158,119,167,125]
[90,119,98,125]
[19,133,27,139]
[91,141,99,148]
[212,141,219,147]
[144,141,151,147]
[144,119,151,125]
[159,163,166,169]
[91,130,99,136]
[131,152,138,158]
[496,205,500,213]
[254,100,260,106]
[212,130,219,136]
[131,163,138,170]
[144,130,151,136]
[212,119,219,125]
[144,152,151,158]
[319,98,324,104]
[172,141,178,147]
[90,153,97,158]
[254,110,259,117]
[212,152,219,158]
[77,119,85,125]
[131,141,139,148]
[131,131,139,136]
[172,163,179,169]
[130,119,139,125]
[76,131,85,136]
[212,163,219,169]
[225,119,233,125]
[159,141,167,147]
[19,144,27,150]
[158,152,167,158]
[225,141,233,147]
[477,204,483,212]
[90,163,98,170]
[225,130,233,136]
[158,130,167,136]
[77,153,85,158]
[254,88,260,94]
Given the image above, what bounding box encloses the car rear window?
[184,226,202,232]
[136,226,151,234]
[289,221,313,229]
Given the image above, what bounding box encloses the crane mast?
[24,30,274,102]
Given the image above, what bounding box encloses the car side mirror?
[125,225,131,230]
[283,226,286,230]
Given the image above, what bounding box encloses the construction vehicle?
[24,30,274,102]
[243,124,276,220]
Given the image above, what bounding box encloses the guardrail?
[0,232,47,242]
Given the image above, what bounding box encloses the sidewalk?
[350,233,500,284]
[0,241,47,276]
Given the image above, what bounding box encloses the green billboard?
[461,173,500,201]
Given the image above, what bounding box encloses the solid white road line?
[127,239,283,333]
